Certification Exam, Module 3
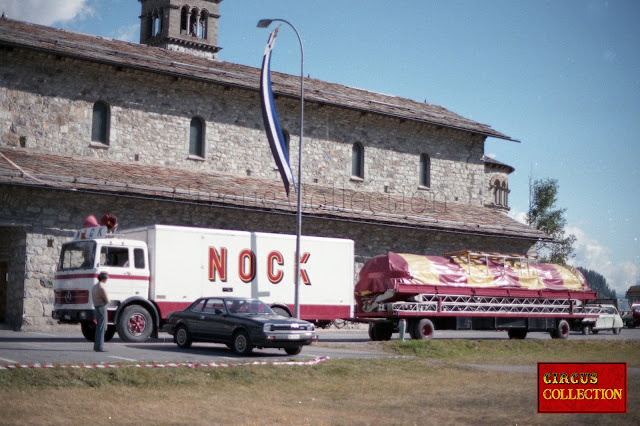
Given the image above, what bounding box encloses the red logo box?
[537,362,627,414]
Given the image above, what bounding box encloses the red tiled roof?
[0,147,547,241]
[0,16,517,142]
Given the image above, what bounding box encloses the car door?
[199,298,228,341]
[600,307,614,329]
[184,299,207,338]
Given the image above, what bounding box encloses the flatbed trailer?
[354,251,599,340]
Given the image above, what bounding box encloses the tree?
[527,177,576,264]
[577,267,616,298]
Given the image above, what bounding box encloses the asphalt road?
[1,327,638,366]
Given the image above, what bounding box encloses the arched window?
[493,179,501,205]
[146,14,153,39]
[190,9,199,36]
[199,11,208,39]
[501,181,508,207]
[189,117,205,157]
[153,13,162,37]
[419,153,431,187]
[351,142,364,179]
[91,101,110,145]
[180,7,188,34]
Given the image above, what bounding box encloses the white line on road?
[0,357,19,364]
[28,332,58,337]
[108,356,137,362]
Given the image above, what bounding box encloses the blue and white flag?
[260,25,294,196]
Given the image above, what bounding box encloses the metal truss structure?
[376,293,593,317]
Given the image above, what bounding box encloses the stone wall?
[1,48,491,206]
[0,186,534,329]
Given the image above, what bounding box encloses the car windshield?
[225,299,275,315]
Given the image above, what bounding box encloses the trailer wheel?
[551,320,570,340]
[591,329,599,335]
[284,345,303,355]
[175,325,192,349]
[413,319,435,340]
[232,330,253,355]
[507,329,527,339]
[368,322,393,341]
[117,305,153,343]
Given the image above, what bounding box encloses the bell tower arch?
[139,0,222,60]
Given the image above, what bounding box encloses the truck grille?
[55,290,90,305]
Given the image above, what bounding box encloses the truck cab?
[53,226,155,342]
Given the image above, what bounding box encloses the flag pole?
[258,19,304,319]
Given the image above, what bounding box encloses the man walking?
[92,271,110,352]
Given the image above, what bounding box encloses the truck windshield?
[58,241,96,271]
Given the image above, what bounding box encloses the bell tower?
[139,0,222,60]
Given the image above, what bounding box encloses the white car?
[582,304,624,335]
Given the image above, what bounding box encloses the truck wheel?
[117,305,153,343]
[81,322,116,342]
[414,319,435,340]
[80,321,96,342]
[552,320,570,340]
[232,330,253,355]
[175,325,192,348]
[591,329,599,335]
[507,329,527,339]
[105,325,117,342]
[284,345,302,355]
[613,328,621,335]
[272,306,290,317]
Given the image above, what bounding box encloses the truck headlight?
[263,323,273,332]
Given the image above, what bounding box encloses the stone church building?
[0,0,546,330]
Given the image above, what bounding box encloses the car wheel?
[175,325,192,349]
[117,305,153,343]
[284,345,302,355]
[613,328,621,335]
[232,330,253,355]
[581,325,590,335]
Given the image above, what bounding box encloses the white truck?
[53,223,354,343]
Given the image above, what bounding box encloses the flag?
[260,25,294,196]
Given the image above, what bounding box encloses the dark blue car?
[163,297,317,355]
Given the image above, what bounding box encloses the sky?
[2,0,639,296]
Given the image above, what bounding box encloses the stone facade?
[1,49,495,206]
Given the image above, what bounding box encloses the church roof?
[0,147,547,241]
[0,17,517,142]
[483,155,515,174]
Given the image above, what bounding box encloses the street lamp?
[257,18,304,319]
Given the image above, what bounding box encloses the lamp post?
[257,18,304,319]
